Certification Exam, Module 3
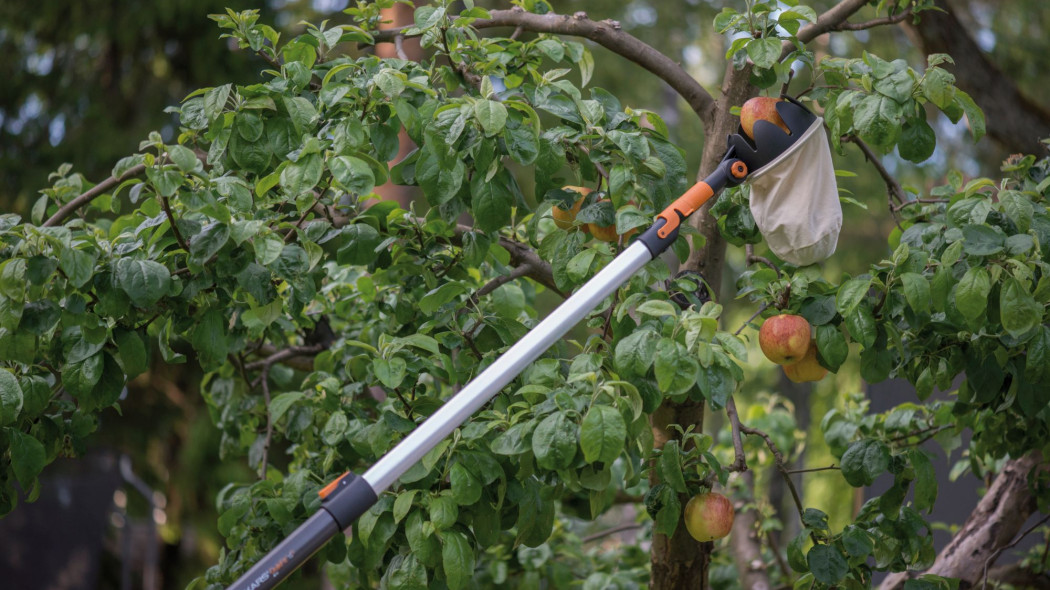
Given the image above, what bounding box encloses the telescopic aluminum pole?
[225,157,749,590]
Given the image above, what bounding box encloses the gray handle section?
[226,510,339,590]
[362,241,654,493]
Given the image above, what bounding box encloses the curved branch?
[43,163,146,227]
[778,0,871,61]
[831,8,913,32]
[371,8,716,123]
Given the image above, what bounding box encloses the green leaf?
[0,259,26,301]
[923,67,955,109]
[385,553,428,590]
[0,370,24,425]
[393,490,418,524]
[470,169,514,233]
[329,155,375,195]
[441,531,474,590]
[190,309,228,370]
[373,357,407,389]
[898,118,936,163]
[1000,277,1042,338]
[418,283,466,315]
[653,338,699,396]
[280,153,323,195]
[1025,327,1050,383]
[836,277,871,316]
[167,144,199,172]
[8,429,46,487]
[59,248,96,289]
[899,272,931,314]
[962,224,1004,256]
[190,222,230,266]
[270,391,305,424]
[840,439,890,487]
[954,89,985,142]
[659,440,688,494]
[613,329,660,377]
[807,544,848,585]
[429,495,458,530]
[113,329,148,378]
[815,324,848,372]
[580,405,626,464]
[322,411,348,445]
[909,448,937,513]
[954,267,991,321]
[853,94,902,148]
[449,462,482,505]
[474,100,507,137]
[746,37,781,69]
[283,96,319,136]
[531,411,577,471]
[653,485,681,537]
[115,258,170,307]
[874,69,914,103]
[606,130,649,163]
[146,166,183,197]
[338,223,383,266]
[801,508,828,531]
[636,300,678,318]
[841,526,874,557]
[788,532,809,573]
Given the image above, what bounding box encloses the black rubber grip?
[638,218,679,258]
[321,473,378,530]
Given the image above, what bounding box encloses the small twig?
[509,25,524,41]
[43,164,146,227]
[738,419,806,523]
[725,397,748,473]
[734,302,771,336]
[392,387,415,420]
[831,8,914,31]
[786,464,840,475]
[465,264,532,308]
[244,344,324,371]
[889,423,954,444]
[846,135,907,206]
[601,289,619,342]
[284,192,324,243]
[766,529,793,580]
[582,523,643,544]
[161,196,190,252]
[259,365,273,479]
[981,514,1050,589]
[891,198,950,212]
[746,244,781,276]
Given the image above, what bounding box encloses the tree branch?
[846,134,907,206]
[370,7,716,123]
[879,453,1046,590]
[43,164,146,227]
[465,264,532,308]
[731,472,774,590]
[245,344,324,372]
[258,365,273,479]
[831,8,914,32]
[582,523,643,544]
[981,514,1050,590]
[725,397,748,473]
[795,0,871,46]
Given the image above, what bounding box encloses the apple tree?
[0,1,1048,589]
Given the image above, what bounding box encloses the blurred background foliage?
[1,0,1048,588]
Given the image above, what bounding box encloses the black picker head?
[725,95,818,174]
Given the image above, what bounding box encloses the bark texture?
[648,401,708,589]
[879,453,1045,590]
[908,0,1050,155]
[730,472,773,590]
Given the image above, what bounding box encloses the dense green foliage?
[1,1,1048,589]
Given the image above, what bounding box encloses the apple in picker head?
[759,314,811,366]
[740,96,791,139]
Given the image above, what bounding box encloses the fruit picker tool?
[227,97,830,590]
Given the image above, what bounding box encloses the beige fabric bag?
[746,118,841,266]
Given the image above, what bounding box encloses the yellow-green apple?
[783,340,829,383]
[759,314,811,365]
[551,185,591,231]
[684,492,735,542]
[740,96,791,139]
[587,199,638,242]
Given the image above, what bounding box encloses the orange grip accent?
[319,471,351,500]
[731,161,748,179]
[655,182,716,238]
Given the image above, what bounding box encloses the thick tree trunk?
[649,401,708,589]
[879,453,1044,590]
[648,61,759,590]
[907,0,1050,155]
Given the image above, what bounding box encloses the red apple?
[684,492,735,542]
[759,314,811,366]
[740,96,791,139]
[783,340,829,383]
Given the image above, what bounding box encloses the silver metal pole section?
[362,241,655,493]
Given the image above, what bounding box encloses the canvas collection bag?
[746,118,842,266]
